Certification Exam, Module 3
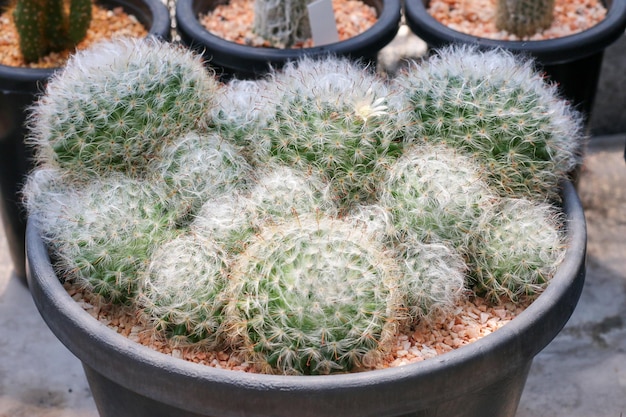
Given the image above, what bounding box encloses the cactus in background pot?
[396,45,586,202]
[26,37,221,181]
[495,0,556,38]
[12,0,92,63]
[253,0,314,48]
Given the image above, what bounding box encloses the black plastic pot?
[175,0,402,79]
[26,181,586,417]
[404,0,626,126]
[0,0,171,284]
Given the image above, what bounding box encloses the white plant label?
[308,0,340,46]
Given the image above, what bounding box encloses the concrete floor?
[1,26,626,417]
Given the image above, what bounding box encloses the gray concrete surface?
[1,26,625,417]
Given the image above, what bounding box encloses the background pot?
[26,181,586,417]
[175,0,402,79]
[403,0,626,127]
[0,0,172,284]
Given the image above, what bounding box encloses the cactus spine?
[253,0,314,48]
[13,0,91,63]
[495,0,556,38]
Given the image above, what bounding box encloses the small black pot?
[175,0,402,79]
[26,181,586,417]
[0,0,171,284]
[403,0,626,125]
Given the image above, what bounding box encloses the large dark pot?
[175,0,402,79]
[403,0,626,127]
[26,181,586,417]
[0,0,171,284]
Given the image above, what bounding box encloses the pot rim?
[175,0,402,75]
[403,0,626,65]
[26,181,586,416]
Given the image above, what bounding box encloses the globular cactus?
[396,238,467,323]
[13,0,91,63]
[26,37,221,180]
[380,144,496,248]
[148,131,252,225]
[395,45,586,202]
[495,0,555,38]
[26,174,178,303]
[250,56,406,211]
[139,234,229,347]
[253,0,314,47]
[467,197,566,303]
[192,165,335,254]
[224,214,403,375]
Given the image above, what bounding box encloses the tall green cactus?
[12,0,92,63]
[495,0,555,38]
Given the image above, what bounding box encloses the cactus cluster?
[495,0,556,38]
[13,0,92,63]
[23,40,586,375]
[244,56,406,211]
[395,45,585,202]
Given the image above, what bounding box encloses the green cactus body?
[253,57,405,211]
[467,198,566,303]
[68,0,92,43]
[225,214,402,375]
[253,0,313,48]
[12,0,47,63]
[44,0,67,51]
[381,144,495,247]
[192,166,335,254]
[13,0,94,63]
[149,131,252,225]
[496,0,555,38]
[140,234,229,347]
[27,38,221,180]
[36,175,178,303]
[396,45,585,201]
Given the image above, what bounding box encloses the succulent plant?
[192,165,335,254]
[148,131,252,225]
[12,0,92,63]
[26,37,221,181]
[249,56,406,211]
[495,0,556,38]
[381,144,495,248]
[396,239,468,322]
[139,234,229,347]
[28,174,178,303]
[467,197,566,303]
[395,45,586,201]
[253,0,314,47]
[224,214,403,375]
